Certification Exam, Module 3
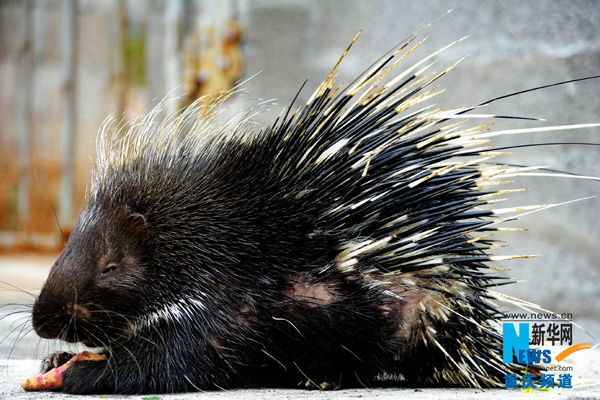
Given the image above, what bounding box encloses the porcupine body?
[30,33,584,394]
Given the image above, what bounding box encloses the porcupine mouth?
[59,331,99,347]
[59,324,103,347]
[77,328,110,348]
[82,339,97,347]
[58,325,103,347]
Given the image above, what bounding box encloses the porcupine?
[29,31,598,394]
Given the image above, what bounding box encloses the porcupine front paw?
[300,379,338,390]
[40,351,75,374]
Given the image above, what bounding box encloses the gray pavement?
[1,358,600,400]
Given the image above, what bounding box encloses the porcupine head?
[30,33,552,394]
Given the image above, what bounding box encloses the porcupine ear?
[128,212,148,232]
[123,211,150,241]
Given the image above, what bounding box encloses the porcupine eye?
[100,263,118,276]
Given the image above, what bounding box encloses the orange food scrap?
[21,351,107,391]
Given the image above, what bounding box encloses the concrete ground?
[1,361,600,400]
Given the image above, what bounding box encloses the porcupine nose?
[32,290,92,342]
[31,293,63,339]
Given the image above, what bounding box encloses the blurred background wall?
[0,0,598,325]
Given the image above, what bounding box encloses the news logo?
[501,319,592,390]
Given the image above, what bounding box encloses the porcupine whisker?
[0,311,31,342]
[31,332,48,369]
[59,318,72,343]
[3,312,37,362]
[0,305,32,321]
[2,316,32,361]
[0,317,32,356]
[0,282,38,300]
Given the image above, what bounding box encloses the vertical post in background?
[59,0,78,226]
[147,0,183,117]
[146,0,166,116]
[15,1,33,233]
[114,0,128,120]
[164,0,183,116]
[182,0,243,108]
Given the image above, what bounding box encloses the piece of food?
[21,351,106,391]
